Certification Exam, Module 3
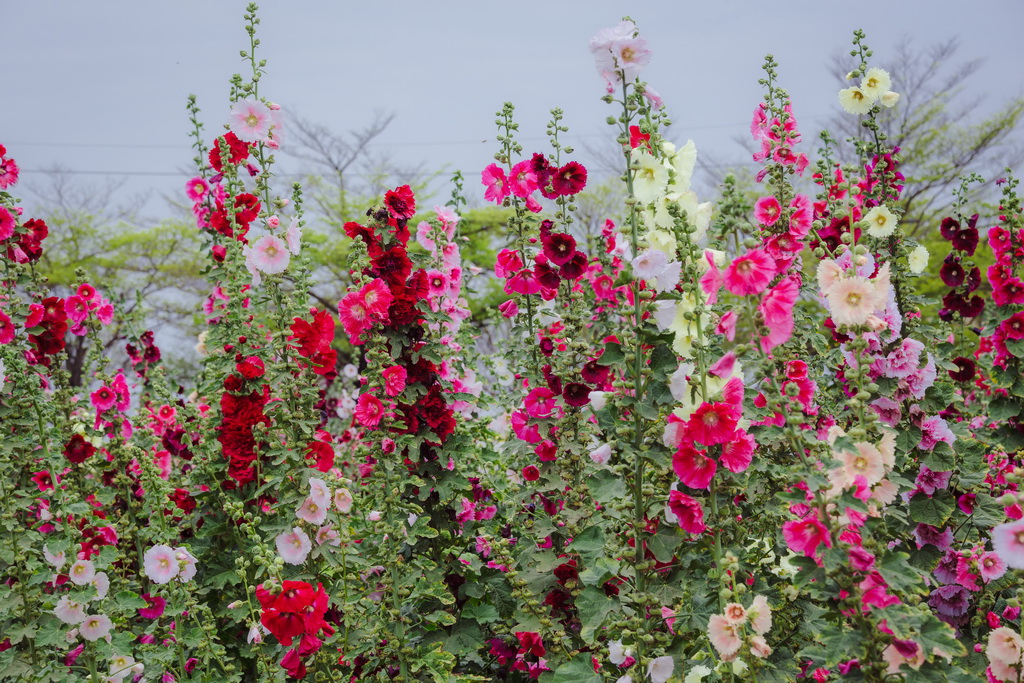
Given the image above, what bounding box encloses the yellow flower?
[631,148,668,204]
[908,245,929,273]
[861,67,892,100]
[879,91,900,108]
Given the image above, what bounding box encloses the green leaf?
[599,343,624,366]
[588,470,626,505]
[649,344,677,380]
[876,551,926,593]
[576,586,617,641]
[543,656,603,683]
[989,395,1022,421]
[922,442,955,471]
[462,600,500,625]
[909,491,955,527]
[569,526,605,564]
[896,427,923,454]
[647,526,682,564]
[115,590,148,611]
[971,494,1005,529]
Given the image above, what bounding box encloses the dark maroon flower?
[551,162,587,196]
[533,261,562,290]
[531,154,558,200]
[541,233,577,266]
[581,359,610,385]
[964,266,981,293]
[939,256,965,287]
[948,356,976,382]
[562,382,592,407]
[559,251,588,280]
[539,338,555,357]
[63,434,96,464]
[542,365,562,395]
[939,216,959,241]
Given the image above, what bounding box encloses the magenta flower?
[481,164,510,204]
[672,445,716,489]
[782,517,831,557]
[667,490,705,534]
[723,249,776,296]
[753,196,782,226]
[353,394,385,429]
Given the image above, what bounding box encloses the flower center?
[246,113,260,127]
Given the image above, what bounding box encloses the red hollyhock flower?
[522,465,540,481]
[628,125,651,150]
[208,132,250,172]
[0,312,14,344]
[305,431,334,472]
[551,161,587,196]
[515,631,546,658]
[233,193,261,226]
[581,359,609,385]
[562,382,591,407]
[533,261,561,290]
[63,434,96,464]
[371,246,412,288]
[236,356,265,379]
[939,255,965,287]
[353,394,384,428]
[530,154,559,200]
[138,593,166,620]
[948,356,976,382]
[168,489,196,514]
[384,184,416,220]
[280,648,307,680]
[261,610,306,647]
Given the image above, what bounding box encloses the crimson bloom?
[667,490,706,534]
[384,184,416,220]
[686,402,739,446]
[723,249,776,296]
[551,162,587,196]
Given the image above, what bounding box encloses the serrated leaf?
[569,526,605,564]
[908,491,955,527]
[896,427,923,454]
[462,600,500,625]
[989,395,1022,421]
[543,656,603,683]
[115,590,148,611]
[588,470,626,505]
[577,586,617,641]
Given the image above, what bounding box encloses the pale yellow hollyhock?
[879,91,900,108]
[860,67,891,100]
[908,245,929,273]
[646,228,677,257]
[838,86,874,115]
[864,205,898,238]
[631,147,669,204]
[664,139,697,193]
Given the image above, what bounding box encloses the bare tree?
[828,38,1024,236]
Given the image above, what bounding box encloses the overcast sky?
[4,1,1023,217]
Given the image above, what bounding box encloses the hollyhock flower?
[208,132,250,171]
[43,545,67,570]
[144,545,180,584]
[481,164,510,204]
[918,415,955,451]
[91,384,117,412]
[229,97,273,143]
[542,232,577,266]
[720,432,755,473]
[753,196,782,226]
[0,155,19,189]
[759,275,800,351]
[68,559,96,586]
[864,205,898,238]
[827,277,883,327]
[498,299,518,318]
[246,235,291,276]
[860,68,892,99]
[631,149,668,204]
[64,434,96,464]
[992,520,1024,569]
[185,176,208,201]
[749,595,772,634]
[986,627,1024,681]
[382,365,407,397]
[353,393,385,428]
[138,594,167,620]
[782,518,831,556]
[667,490,705,534]
[979,552,1007,583]
[687,402,739,446]
[648,656,674,683]
[79,614,114,642]
[552,162,587,196]
[285,217,302,255]
[296,497,328,526]
[708,614,742,656]
[508,160,538,198]
[276,527,312,565]
[915,466,952,496]
[0,207,15,241]
[54,596,87,624]
[673,445,716,489]
[723,249,775,296]
[589,443,611,465]
[929,584,970,617]
[384,184,416,219]
[914,524,954,551]
[334,488,353,514]
[839,86,874,115]
[907,245,929,273]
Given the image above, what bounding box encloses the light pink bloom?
[68,559,96,586]
[308,478,330,508]
[827,277,883,327]
[229,97,273,143]
[589,443,611,465]
[750,635,772,659]
[285,217,302,255]
[43,545,67,570]
[90,572,110,600]
[246,235,291,275]
[647,656,673,683]
[749,595,772,635]
[986,627,1024,680]
[992,520,1024,570]
[296,496,328,525]
[316,526,341,546]
[275,527,312,565]
[722,603,747,625]
[631,249,669,281]
[54,596,87,624]
[79,613,114,642]
[334,488,353,513]
[143,545,179,584]
[707,614,742,656]
[979,552,1007,582]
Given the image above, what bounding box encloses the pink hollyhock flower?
[91,384,117,412]
[505,270,541,295]
[175,547,198,581]
[68,559,96,586]
[296,497,328,525]
[334,488,353,513]
[979,552,1007,582]
[138,593,167,620]
[686,402,739,446]
[986,627,1024,682]
[699,251,723,304]
[275,527,312,565]
[494,249,523,278]
[707,614,742,656]
[79,614,113,642]
[716,310,738,340]
[481,164,510,204]
[759,275,800,351]
[54,596,87,625]
[426,270,449,302]
[524,387,557,419]
[382,366,407,397]
[185,176,208,201]
[720,431,755,473]
[144,545,180,584]
[992,520,1024,569]
[782,517,831,556]
[508,160,538,198]
[285,217,302,255]
[229,97,273,143]
[749,595,772,634]
[247,235,291,275]
[918,415,954,451]
[754,196,782,226]
[666,490,705,534]
[0,207,15,241]
[672,445,716,489]
[723,249,776,296]
[353,393,385,428]
[498,300,518,318]
[0,155,19,189]
[869,397,902,426]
